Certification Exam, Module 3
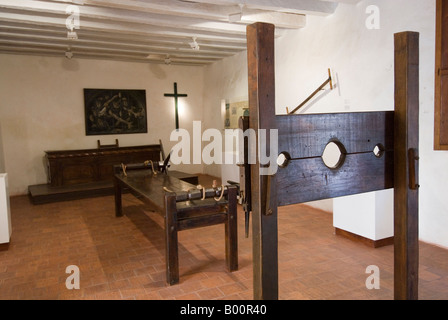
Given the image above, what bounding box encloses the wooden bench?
[28,170,198,204]
[28,140,200,204]
[114,164,238,285]
[28,142,165,204]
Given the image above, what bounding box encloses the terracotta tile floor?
[1,176,448,300]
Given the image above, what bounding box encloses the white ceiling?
[0,0,360,66]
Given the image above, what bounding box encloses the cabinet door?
[435,0,448,149]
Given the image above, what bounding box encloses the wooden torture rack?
[114,163,238,285]
[241,22,419,300]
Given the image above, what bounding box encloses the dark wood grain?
[247,22,278,300]
[114,176,123,217]
[277,111,394,159]
[115,170,194,212]
[114,169,238,285]
[276,111,395,205]
[394,31,420,300]
[164,192,179,285]
[226,185,239,272]
[46,144,162,187]
[277,151,394,205]
[239,116,252,238]
[435,0,448,149]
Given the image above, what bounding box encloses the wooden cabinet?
[29,144,162,204]
[45,144,162,187]
[29,142,199,204]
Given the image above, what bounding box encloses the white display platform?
[333,189,394,244]
[221,151,240,185]
[0,173,12,244]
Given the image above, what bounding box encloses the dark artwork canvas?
[84,89,147,135]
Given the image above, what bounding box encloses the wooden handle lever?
[408,148,419,190]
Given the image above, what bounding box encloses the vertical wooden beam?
[225,185,239,272]
[434,0,448,149]
[164,192,179,285]
[394,31,420,300]
[114,176,123,217]
[239,116,252,238]
[246,22,278,300]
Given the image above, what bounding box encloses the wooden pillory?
[243,22,419,300]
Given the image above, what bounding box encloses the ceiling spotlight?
[189,37,200,51]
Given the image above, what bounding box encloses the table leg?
[164,193,179,285]
[114,176,123,217]
[225,185,238,272]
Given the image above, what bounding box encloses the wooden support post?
[239,116,252,238]
[247,22,278,300]
[225,185,239,272]
[114,176,123,217]
[394,31,419,300]
[164,192,179,285]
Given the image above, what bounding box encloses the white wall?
[0,122,5,173]
[203,0,448,248]
[203,51,249,178]
[0,54,205,195]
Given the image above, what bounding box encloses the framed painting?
[224,100,249,129]
[84,89,147,135]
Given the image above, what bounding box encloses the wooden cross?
[164,82,187,130]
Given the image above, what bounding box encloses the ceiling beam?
[0,32,236,58]
[178,0,338,16]
[0,29,243,54]
[43,0,306,29]
[238,9,305,29]
[324,0,361,4]
[0,11,248,42]
[0,22,247,49]
[0,0,250,36]
[0,46,216,66]
[0,0,323,66]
